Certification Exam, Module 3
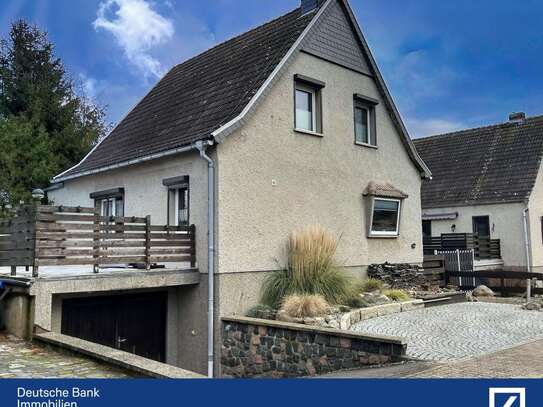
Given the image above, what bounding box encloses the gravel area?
[351,302,543,361]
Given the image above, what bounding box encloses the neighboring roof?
[54,0,431,182]
[363,182,409,199]
[414,115,543,208]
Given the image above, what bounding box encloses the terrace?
[0,205,197,279]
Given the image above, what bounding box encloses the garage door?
[61,292,167,362]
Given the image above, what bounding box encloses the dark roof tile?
[60,7,314,178]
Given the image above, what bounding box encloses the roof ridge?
[414,113,543,143]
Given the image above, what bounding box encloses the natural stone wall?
[368,263,429,290]
[221,316,406,378]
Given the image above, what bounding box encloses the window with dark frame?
[354,94,378,147]
[294,74,324,134]
[354,105,370,144]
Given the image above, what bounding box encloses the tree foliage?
[0,20,109,206]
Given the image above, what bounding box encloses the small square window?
[370,198,401,237]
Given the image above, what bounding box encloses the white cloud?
[407,117,467,139]
[93,0,174,79]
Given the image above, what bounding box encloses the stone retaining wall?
[221,316,406,378]
[339,300,424,330]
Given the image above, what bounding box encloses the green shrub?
[280,294,329,318]
[383,289,410,302]
[360,278,384,293]
[261,226,351,308]
[246,304,275,318]
[346,295,369,309]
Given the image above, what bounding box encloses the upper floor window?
[354,94,379,147]
[163,176,190,226]
[294,74,325,135]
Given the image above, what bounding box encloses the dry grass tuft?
[261,225,350,308]
[280,294,329,318]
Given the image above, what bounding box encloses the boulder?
[360,292,391,305]
[472,285,495,297]
[522,302,542,311]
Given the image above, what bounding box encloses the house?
[44,0,430,376]
[414,112,543,273]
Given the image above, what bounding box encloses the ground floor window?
[370,198,401,236]
[90,188,125,218]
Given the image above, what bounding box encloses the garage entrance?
[61,291,167,362]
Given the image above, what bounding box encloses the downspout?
[523,207,532,301]
[195,140,215,378]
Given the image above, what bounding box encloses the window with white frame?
[354,94,378,146]
[90,188,124,218]
[168,187,189,226]
[294,74,324,134]
[369,198,401,236]
[163,176,190,226]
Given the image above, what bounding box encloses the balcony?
[0,205,197,278]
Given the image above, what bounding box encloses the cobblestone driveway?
[351,302,543,361]
[0,334,132,378]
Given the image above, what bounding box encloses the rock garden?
[246,226,425,330]
[245,225,540,334]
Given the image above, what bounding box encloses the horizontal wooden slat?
[37,248,146,257]
[37,205,95,214]
[36,232,146,240]
[147,241,192,247]
[37,256,147,266]
[149,255,193,263]
[149,248,193,255]
[36,240,146,249]
[37,213,147,224]
[36,223,147,232]
[149,225,192,232]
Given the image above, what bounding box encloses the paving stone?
[351,302,543,362]
[0,333,133,378]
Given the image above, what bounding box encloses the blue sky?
[2,0,543,138]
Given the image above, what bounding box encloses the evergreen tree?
[0,20,109,206]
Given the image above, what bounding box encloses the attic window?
[294,74,324,135]
[354,94,378,147]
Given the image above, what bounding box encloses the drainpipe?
[195,140,215,378]
[523,207,532,301]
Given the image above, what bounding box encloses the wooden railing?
[423,233,501,260]
[0,205,196,277]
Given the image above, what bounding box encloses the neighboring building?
[414,112,543,272]
[47,0,430,374]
